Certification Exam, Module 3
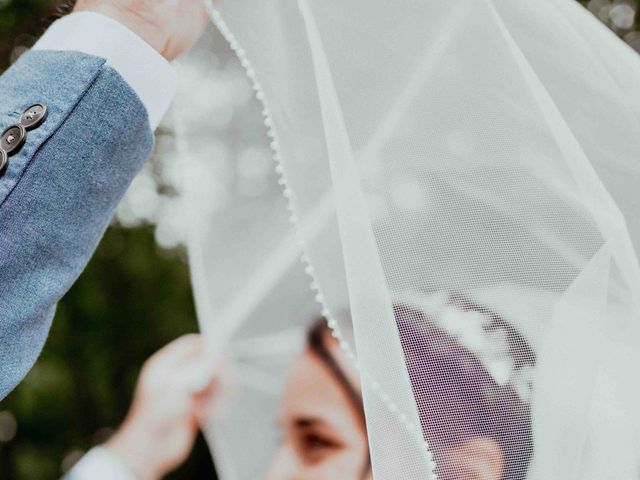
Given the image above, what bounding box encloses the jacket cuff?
[0,50,107,205]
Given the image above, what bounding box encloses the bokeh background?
[0,0,639,479]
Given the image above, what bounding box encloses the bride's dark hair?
[307,294,534,480]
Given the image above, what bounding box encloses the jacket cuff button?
[1,124,26,156]
[20,104,48,130]
[0,149,7,177]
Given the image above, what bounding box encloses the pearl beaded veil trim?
[202,2,435,470]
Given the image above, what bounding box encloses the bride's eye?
[304,433,336,449]
[296,432,341,464]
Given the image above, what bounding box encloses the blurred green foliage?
[0,0,58,71]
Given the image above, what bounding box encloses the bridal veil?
[176,0,640,478]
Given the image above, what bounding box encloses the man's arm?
[0,0,208,400]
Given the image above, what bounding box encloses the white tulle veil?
[175,0,640,478]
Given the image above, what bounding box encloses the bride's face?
[263,324,507,480]
[264,339,371,480]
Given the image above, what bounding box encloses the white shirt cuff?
[33,12,176,130]
[67,447,138,480]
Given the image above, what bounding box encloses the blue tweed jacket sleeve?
[0,50,154,399]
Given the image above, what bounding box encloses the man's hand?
[73,0,210,60]
[105,334,218,480]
